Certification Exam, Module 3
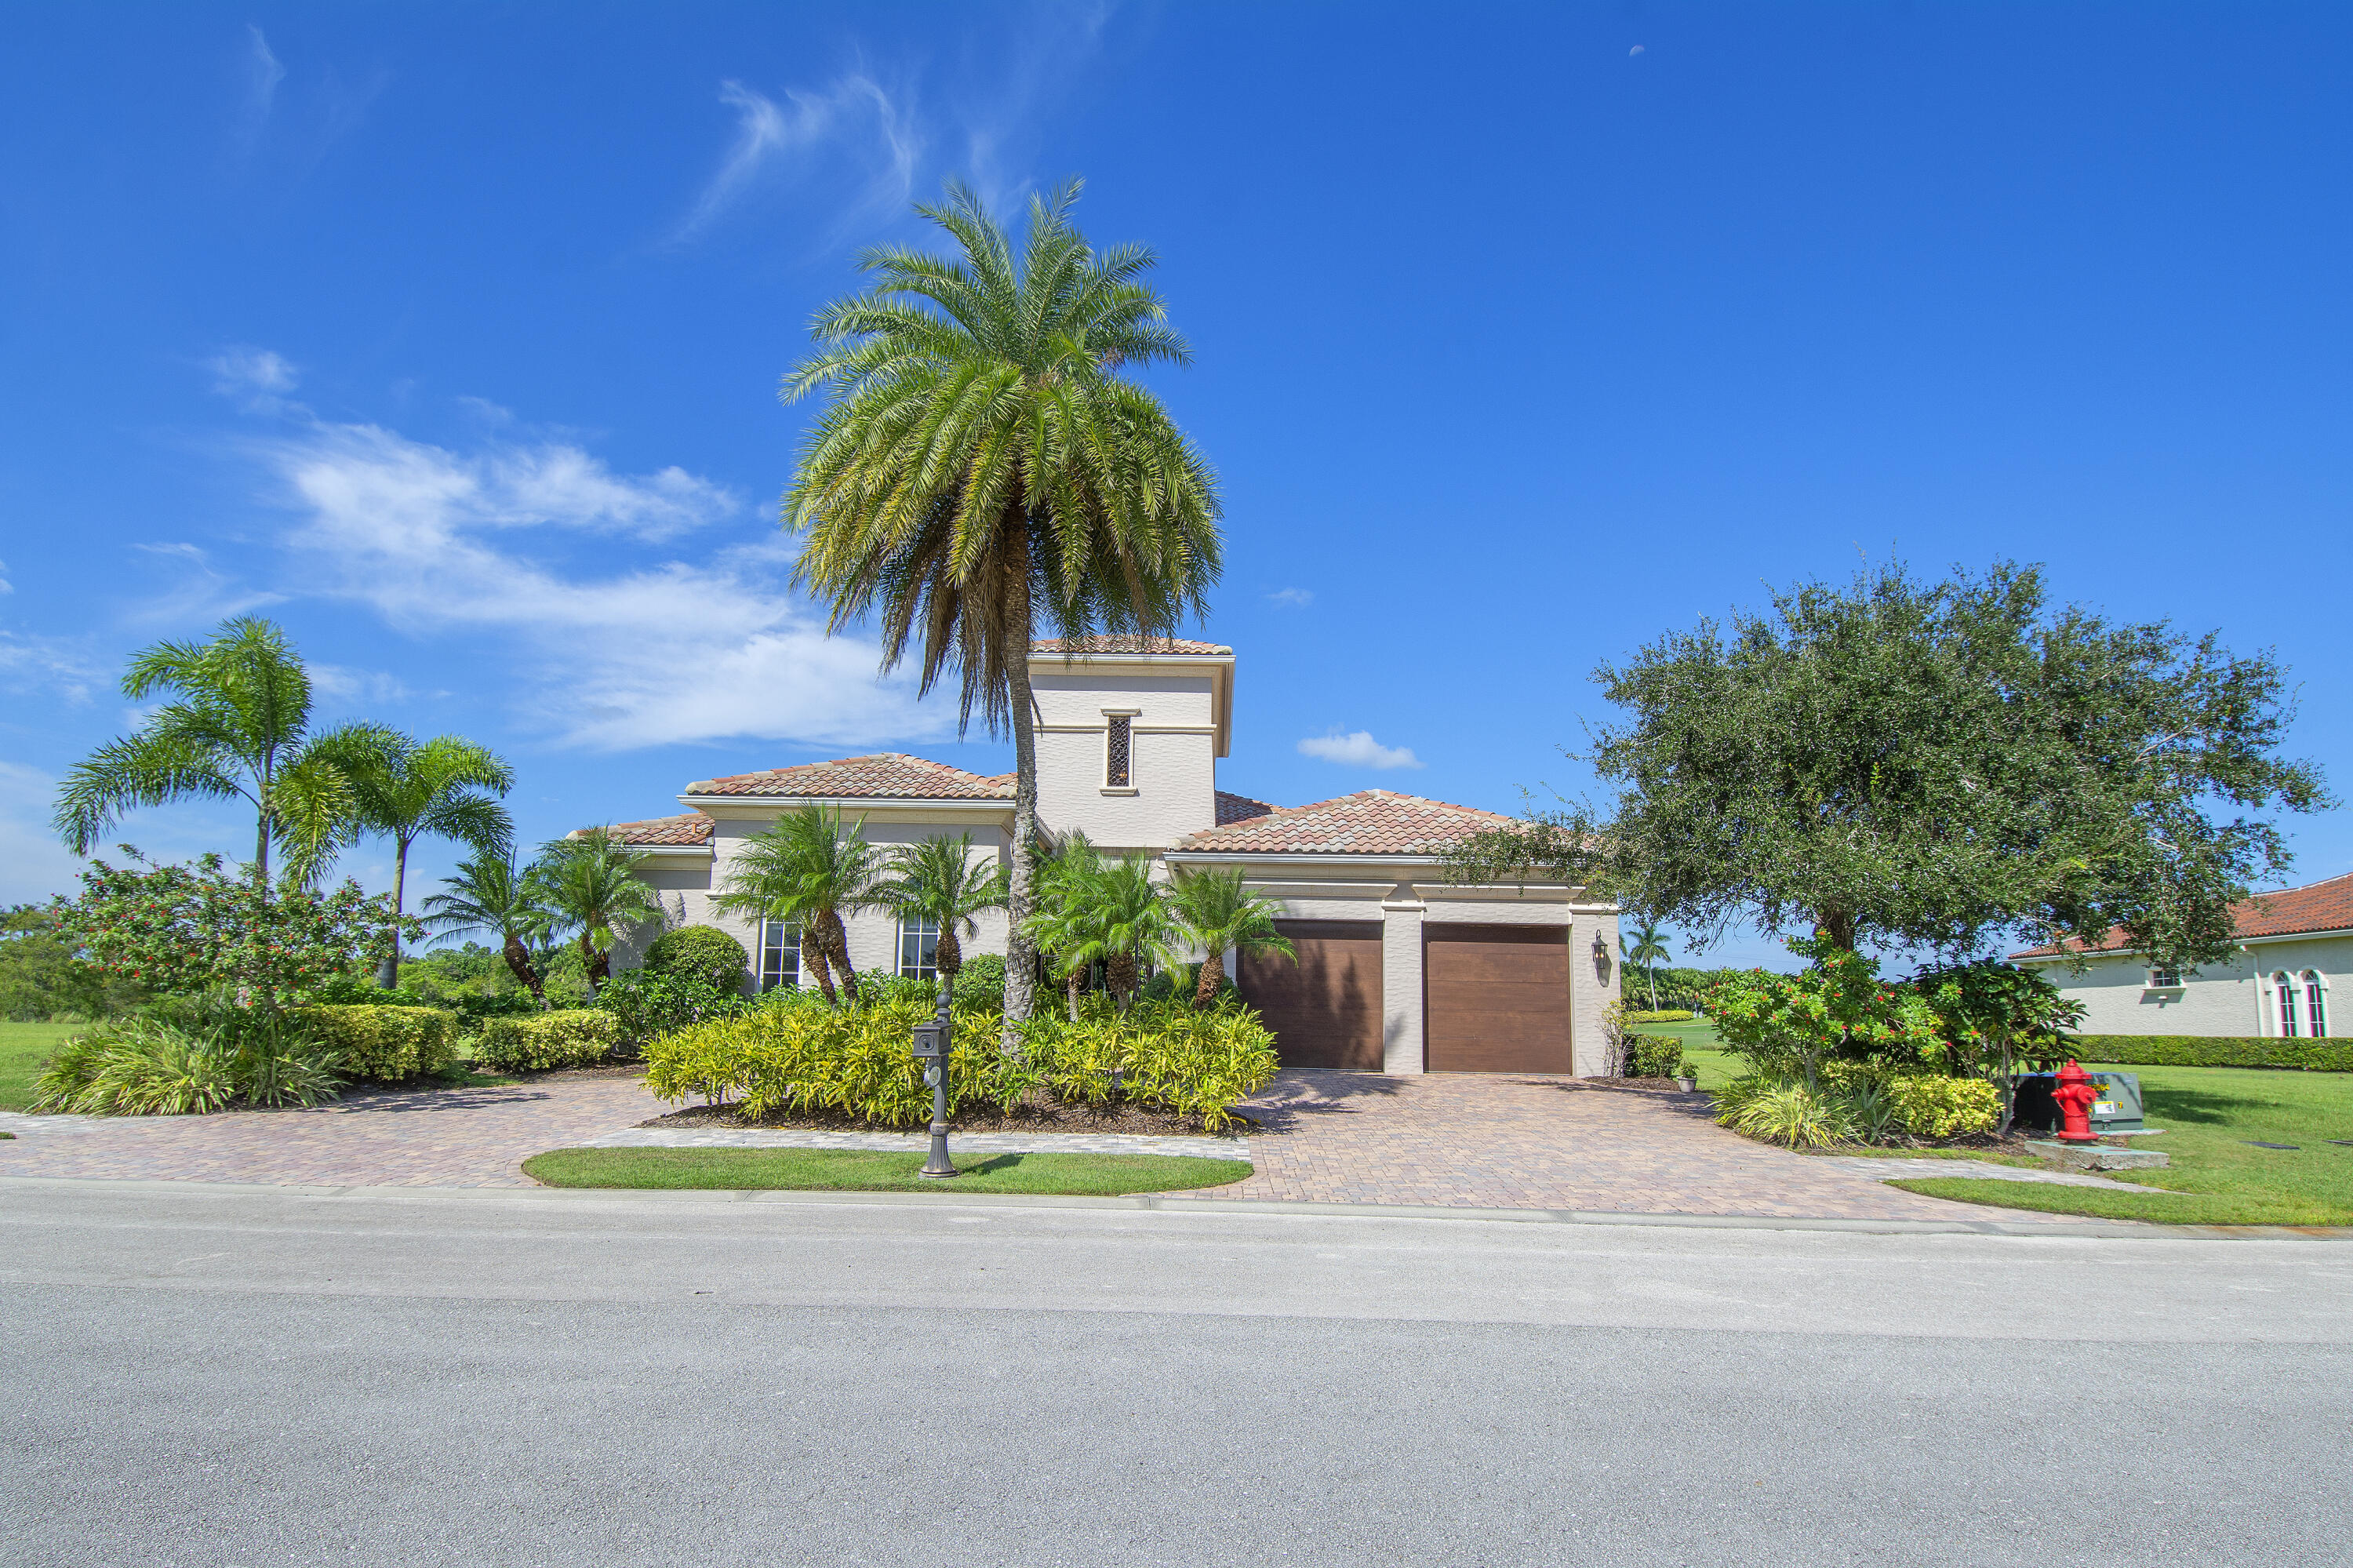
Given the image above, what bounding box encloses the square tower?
[1027,637,1232,853]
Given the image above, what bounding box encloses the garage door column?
[1569,905,1620,1078]
[1380,894,1426,1075]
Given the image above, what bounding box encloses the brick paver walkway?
[1215,1071,2085,1223]
[0,1067,2082,1223]
[0,1072,667,1188]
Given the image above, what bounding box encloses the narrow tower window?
[1106,714,1132,788]
[2305,970,2328,1039]
[2276,971,2299,1037]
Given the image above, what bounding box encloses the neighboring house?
[2010,871,2351,1039]
[587,637,1621,1075]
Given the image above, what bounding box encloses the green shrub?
[2073,1035,2353,1073]
[1625,1035,1686,1078]
[304,1004,460,1082]
[856,974,946,1009]
[597,969,746,1051]
[1625,1009,1696,1024]
[643,926,750,991]
[1886,1075,1999,1137]
[951,954,1006,1011]
[1715,1077,1856,1149]
[645,994,1278,1132]
[475,1010,621,1072]
[32,1013,344,1115]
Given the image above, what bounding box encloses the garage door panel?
[1425,924,1572,1074]
[1239,920,1383,1071]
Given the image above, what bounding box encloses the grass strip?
[522,1145,1252,1196]
[1884,1176,2337,1228]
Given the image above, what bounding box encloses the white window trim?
[2303,969,2329,1039]
[897,914,941,980]
[758,919,802,993]
[2145,966,2183,991]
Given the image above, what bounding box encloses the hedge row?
[2075,1035,2353,1072]
[645,993,1278,1131]
[476,1010,621,1073]
[303,1005,459,1082]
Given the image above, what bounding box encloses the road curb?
[5,1173,2346,1241]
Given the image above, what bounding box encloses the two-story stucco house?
[2010,871,2351,1039]
[593,637,1621,1075]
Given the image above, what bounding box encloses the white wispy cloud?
[1298,729,1423,770]
[209,345,298,397]
[310,664,416,707]
[125,543,285,629]
[250,413,944,752]
[0,630,105,704]
[231,24,285,155]
[675,73,922,243]
[1267,588,1313,608]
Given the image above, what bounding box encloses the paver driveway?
[1,1066,2071,1223]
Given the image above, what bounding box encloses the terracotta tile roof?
[1216,790,1276,825]
[686,753,1016,800]
[578,813,713,846]
[1031,636,1231,656]
[1173,789,1512,857]
[2011,870,2353,958]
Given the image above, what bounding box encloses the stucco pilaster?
[1569,906,1621,1078]
[1381,893,1426,1075]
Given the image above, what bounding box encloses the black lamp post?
[910,991,957,1179]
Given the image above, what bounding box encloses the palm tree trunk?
[580,931,609,992]
[823,912,859,1006]
[934,926,962,984]
[254,800,272,889]
[1107,951,1136,1013]
[1067,968,1081,1021]
[1194,944,1224,1008]
[809,940,840,1006]
[1002,563,1038,1051]
[502,934,547,1005]
[378,836,409,989]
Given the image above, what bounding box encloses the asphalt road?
[3,1180,2349,1567]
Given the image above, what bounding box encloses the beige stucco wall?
[2033,937,2348,1038]
[1030,666,1220,852]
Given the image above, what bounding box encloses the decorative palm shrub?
[35,1008,344,1115]
[645,993,1276,1132]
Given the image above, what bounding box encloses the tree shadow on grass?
[2140,1087,2282,1126]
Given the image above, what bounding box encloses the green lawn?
[1896,1062,2353,1226]
[0,1020,85,1112]
[522,1146,1253,1195]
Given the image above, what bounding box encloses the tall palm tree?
[420,850,554,1006]
[1168,866,1295,1007]
[53,617,356,886]
[1621,917,1672,1012]
[319,728,515,987]
[876,832,1008,991]
[783,179,1223,1047]
[711,804,886,1006]
[535,829,664,994]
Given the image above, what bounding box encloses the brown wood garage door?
[1424,923,1573,1073]
[1238,920,1383,1070]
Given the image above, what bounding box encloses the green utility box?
[2013,1071,2148,1134]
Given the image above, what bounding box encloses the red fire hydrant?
[2052,1060,2103,1144]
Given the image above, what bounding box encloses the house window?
[2275,971,2299,1037]
[2147,966,2181,990]
[2305,971,2328,1039]
[1105,714,1133,788]
[898,915,940,980]
[758,920,802,992]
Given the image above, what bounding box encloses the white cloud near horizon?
[1297,729,1423,770]
[1267,588,1313,607]
[252,413,945,752]
[675,74,922,243]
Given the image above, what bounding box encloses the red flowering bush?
[61,848,410,1007]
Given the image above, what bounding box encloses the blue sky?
[5,3,2350,972]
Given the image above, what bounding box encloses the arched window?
[2275,971,2300,1037]
[2304,971,2328,1039]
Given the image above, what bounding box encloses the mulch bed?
[641,1094,1249,1140]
